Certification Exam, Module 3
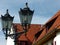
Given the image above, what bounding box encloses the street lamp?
[1,9,14,40]
[1,2,34,45]
[19,2,34,33]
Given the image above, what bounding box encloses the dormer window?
[35,30,43,39]
[46,16,58,30]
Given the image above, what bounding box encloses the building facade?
[13,24,41,45]
[6,10,60,45]
[32,10,60,45]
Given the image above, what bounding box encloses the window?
[55,41,56,45]
[46,17,57,30]
[53,41,56,45]
[35,30,43,38]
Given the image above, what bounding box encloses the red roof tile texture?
[13,24,41,42]
[13,10,60,45]
[35,10,60,44]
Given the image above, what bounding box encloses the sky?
[0,0,60,45]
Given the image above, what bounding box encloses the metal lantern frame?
[1,2,34,45]
[1,9,14,39]
[19,3,34,32]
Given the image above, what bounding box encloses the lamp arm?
[7,31,25,39]
[8,31,24,36]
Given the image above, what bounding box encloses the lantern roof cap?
[23,2,30,10]
[1,9,14,20]
[4,9,10,17]
[3,9,14,18]
[19,2,34,15]
[26,2,28,8]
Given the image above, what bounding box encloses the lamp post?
[1,9,14,40]
[1,2,34,45]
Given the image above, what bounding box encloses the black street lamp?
[1,9,14,40]
[19,2,34,33]
[1,2,34,45]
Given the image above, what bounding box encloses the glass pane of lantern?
[1,19,13,30]
[19,13,27,24]
[2,20,8,29]
[7,20,12,29]
[19,13,33,24]
[28,14,33,24]
[23,15,28,24]
[19,14,24,24]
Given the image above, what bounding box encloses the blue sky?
[0,0,60,45]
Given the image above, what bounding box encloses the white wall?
[54,32,60,45]
[6,37,14,45]
[42,31,60,45]
[6,27,14,45]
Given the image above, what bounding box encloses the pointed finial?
[6,9,9,14]
[5,9,10,16]
[26,2,28,7]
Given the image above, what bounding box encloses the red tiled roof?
[26,24,41,42]
[56,25,60,29]
[13,24,41,42]
[33,10,60,45]
[48,14,60,33]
